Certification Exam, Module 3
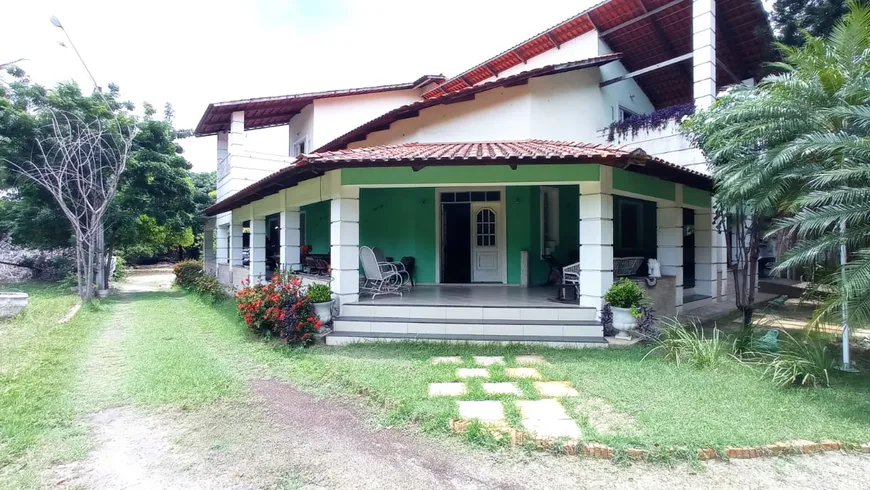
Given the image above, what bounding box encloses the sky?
[1,0,600,172]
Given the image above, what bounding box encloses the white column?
[229,111,245,154]
[280,208,301,271]
[658,185,684,312]
[694,209,719,299]
[229,224,244,267]
[203,223,216,274]
[249,209,267,284]
[578,169,614,310]
[216,131,229,187]
[330,187,360,310]
[216,225,229,264]
[692,0,717,109]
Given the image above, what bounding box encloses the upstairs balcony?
[596,104,709,176]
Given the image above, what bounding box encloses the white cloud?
[2,0,592,172]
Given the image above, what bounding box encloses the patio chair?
[360,246,404,299]
[373,247,411,289]
[562,261,581,299]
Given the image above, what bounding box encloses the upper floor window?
[619,106,639,122]
[292,136,307,157]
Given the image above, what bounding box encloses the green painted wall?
[612,167,676,201]
[301,200,330,254]
[683,186,712,208]
[504,186,555,286]
[341,164,600,186]
[359,188,437,283]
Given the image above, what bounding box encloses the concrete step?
[333,317,603,338]
[325,330,608,347]
[339,303,597,322]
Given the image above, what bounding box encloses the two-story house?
[197,0,772,345]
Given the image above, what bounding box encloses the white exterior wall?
[598,121,709,175]
[312,89,423,149]
[350,85,532,148]
[487,30,601,81]
[598,39,655,124]
[288,104,315,155]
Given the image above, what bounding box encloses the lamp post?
[50,15,102,93]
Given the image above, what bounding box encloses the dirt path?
[50,271,870,490]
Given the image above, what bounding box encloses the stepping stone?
[457,368,489,378]
[431,356,462,365]
[505,367,541,379]
[473,356,505,366]
[533,381,579,398]
[515,355,546,365]
[522,419,582,439]
[516,399,570,420]
[428,382,467,397]
[482,382,522,396]
[458,400,504,423]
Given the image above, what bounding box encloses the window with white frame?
[291,136,308,157]
[540,186,559,257]
[619,106,639,121]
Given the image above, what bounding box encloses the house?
[198,0,772,345]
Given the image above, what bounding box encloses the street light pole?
[838,219,858,372]
[50,16,102,93]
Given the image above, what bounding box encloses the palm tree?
[684,1,870,342]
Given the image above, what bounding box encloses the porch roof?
[203,140,712,216]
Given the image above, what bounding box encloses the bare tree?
[6,110,134,300]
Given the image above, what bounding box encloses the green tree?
[771,0,860,46]
[0,70,202,284]
[684,2,870,339]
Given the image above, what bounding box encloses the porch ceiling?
[203,140,711,216]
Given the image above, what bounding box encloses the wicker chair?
[562,261,581,298]
[360,246,403,299]
[373,247,411,289]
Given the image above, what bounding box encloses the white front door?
[471,202,501,282]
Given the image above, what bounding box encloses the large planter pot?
[312,300,335,324]
[610,306,637,340]
[0,292,29,319]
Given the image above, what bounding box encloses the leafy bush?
[646,318,728,368]
[235,272,322,345]
[173,260,203,289]
[307,283,332,303]
[112,255,127,282]
[282,296,321,346]
[748,331,833,387]
[604,278,645,310]
[194,274,227,303]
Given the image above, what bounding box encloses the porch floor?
[352,285,578,308]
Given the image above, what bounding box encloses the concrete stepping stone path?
[457,368,489,378]
[505,367,542,379]
[431,356,462,365]
[473,356,505,366]
[457,400,504,423]
[482,382,523,396]
[428,382,467,397]
[533,381,579,397]
[516,399,581,439]
[514,355,546,365]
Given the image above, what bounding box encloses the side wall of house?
[311,89,424,149]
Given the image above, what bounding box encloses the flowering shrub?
[606,103,695,142]
[173,260,203,288]
[235,272,321,345]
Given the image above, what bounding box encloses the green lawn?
[4,283,870,474]
[0,283,107,467]
[161,292,870,455]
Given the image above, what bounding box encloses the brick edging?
[449,419,870,461]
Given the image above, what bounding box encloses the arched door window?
[476,208,496,247]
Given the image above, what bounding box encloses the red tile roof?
[315,55,622,153]
[194,75,446,136]
[422,0,772,108]
[203,140,710,216]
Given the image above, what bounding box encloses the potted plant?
[603,278,646,340]
[307,283,334,324]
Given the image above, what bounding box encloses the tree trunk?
[742,307,753,329]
